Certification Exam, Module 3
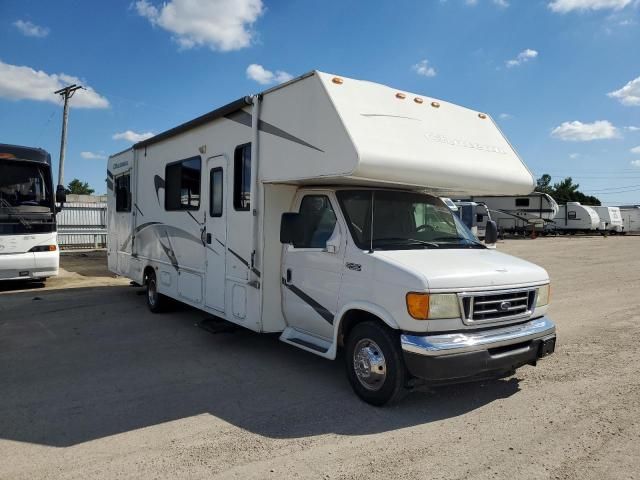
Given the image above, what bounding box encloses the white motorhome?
[471,193,559,235]
[618,206,640,233]
[107,71,556,405]
[550,202,600,234]
[0,144,59,281]
[593,206,624,234]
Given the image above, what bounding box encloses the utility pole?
[54,84,83,202]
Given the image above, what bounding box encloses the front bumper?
[0,251,59,280]
[400,316,556,383]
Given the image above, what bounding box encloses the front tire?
[146,270,168,313]
[345,321,408,406]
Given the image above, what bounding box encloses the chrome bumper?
[401,316,556,357]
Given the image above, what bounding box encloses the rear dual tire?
[345,321,408,406]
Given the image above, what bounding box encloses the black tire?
[345,321,408,406]
[145,270,168,313]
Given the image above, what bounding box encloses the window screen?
[115,174,131,212]
[209,168,223,217]
[233,144,251,211]
[294,195,337,249]
[165,156,201,211]
[515,198,530,207]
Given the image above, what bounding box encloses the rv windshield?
[336,190,483,250]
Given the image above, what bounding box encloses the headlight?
[29,245,57,252]
[406,293,460,320]
[536,284,551,307]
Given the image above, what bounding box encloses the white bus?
[0,144,60,281]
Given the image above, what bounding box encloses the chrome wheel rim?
[148,279,157,307]
[353,338,387,391]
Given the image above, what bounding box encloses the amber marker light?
[431,101,440,108]
[406,292,430,320]
[414,97,424,104]
[396,92,406,99]
[332,77,343,84]
[478,113,487,119]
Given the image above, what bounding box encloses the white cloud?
[113,130,154,143]
[608,76,640,106]
[631,159,640,167]
[412,59,437,78]
[0,60,109,109]
[81,151,107,160]
[625,126,640,132]
[245,64,293,85]
[631,146,640,154]
[493,0,510,6]
[506,49,538,68]
[569,152,580,159]
[548,0,631,13]
[499,113,513,119]
[551,120,620,141]
[135,0,263,52]
[13,20,50,38]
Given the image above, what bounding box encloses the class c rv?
[107,71,556,405]
[550,202,601,234]
[0,144,59,281]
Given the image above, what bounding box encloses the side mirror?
[485,220,498,245]
[55,185,67,204]
[280,213,301,244]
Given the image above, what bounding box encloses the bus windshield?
[0,160,53,211]
[336,190,483,250]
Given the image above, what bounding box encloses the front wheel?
[345,321,408,406]
[146,270,168,313]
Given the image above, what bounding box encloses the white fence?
[56,202,107,249]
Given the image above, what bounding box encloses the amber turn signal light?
[406,292,430,320]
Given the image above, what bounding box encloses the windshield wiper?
[430,236,486,248]
[0,198,31,230]
[373,237,440,248]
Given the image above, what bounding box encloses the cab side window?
[294,195,337,249]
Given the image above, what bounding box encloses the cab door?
[281,193,345,340]
[204,155,226,311]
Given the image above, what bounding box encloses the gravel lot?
[1,238,639,480]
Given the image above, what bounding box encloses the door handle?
[286,268,292,283]
[206,233,212,244]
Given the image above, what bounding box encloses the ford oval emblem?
[498,301,512,312]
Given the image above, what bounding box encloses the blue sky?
[1,0,639,204]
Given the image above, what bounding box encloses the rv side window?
[568,211,577,220]
[209,168,223,217]
[165,156,201,211]
[476,213,484,223]
[233,144,251,211]
[294,195,337,249]
[115,174,131,212]
[515,198,530,207]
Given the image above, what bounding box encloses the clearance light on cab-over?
[406,293,460,320]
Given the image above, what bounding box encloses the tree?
[65,178,95,195]
[534,174,600,206]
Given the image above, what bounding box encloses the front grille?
[459,288,536,324]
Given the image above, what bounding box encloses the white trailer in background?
[618,206,640,233]
[550,202,600,234]
[470,193,559,235]
[107,71,555,405]
[592,206,624,234]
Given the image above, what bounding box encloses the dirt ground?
[1,238,639,480]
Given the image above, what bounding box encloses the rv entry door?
[204,155,227,311]
[282,193,344,340]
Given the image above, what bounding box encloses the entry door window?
[293,195,337,249]
[209,168,223,217]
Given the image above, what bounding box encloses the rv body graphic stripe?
[282,278,334,325]
[227,247,261,277]
[135,203,144,216]
[224,110,324,153]
[106,179,113,191]
[107,170,113,179]
[153,175,165,204]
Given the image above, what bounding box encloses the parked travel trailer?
[593,206,624,234]
[550,202,600,234]
[471,193,559,235]
[451,200,483,238]
[107,71,556,405]
[618,206,640,233]
[0,143,59,281]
